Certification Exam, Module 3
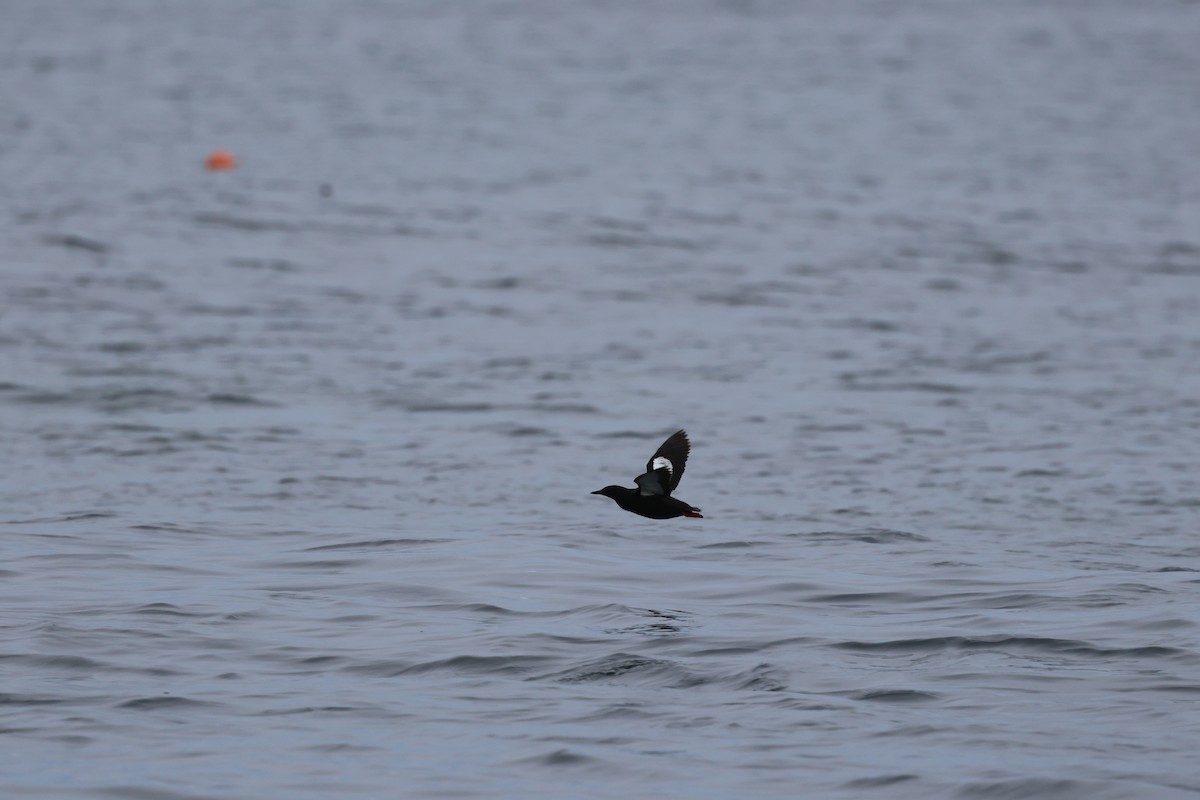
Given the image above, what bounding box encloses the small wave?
[133,603,209,618]
[834,635,1192,660]
[525,402,600,414]
[0,654,104,671]
[304,538,446,552]
[850,689,940,703]
[44,233,110,253]
[92,786,225,800]
[795,422,867,433]
[692,635,816,656]
[300,742,383,753]
[732,663,789,692]
[206,393,277,407]
[1122,497,1200,508]
[227,257,300,272]
[96,341,145,354]
[595,430,658,439]
[474,277,523,290]
[256,704,376,718]
[497,425,553,437]
[955,778,1115,799]
[1073,583,1170,608]
[511,748,608,769]
[583,231,700,250]
[10,385,184,412]
[956,592,1055,610]
[348,655,552,678]
[117,696,219,711]
[5,511,115,525]
[1,651,180,677]
[545,653,703,688]
[0,693,70,706]
[401,402,495,413]
[1116,683,1200,694]
[194,212,295,232]
[695,289,786,308]
[696,540,771,549]
[129,523,212,534]
[841,377,970,394]
[416,602,528,618]
[808,591,926,605]
[1015,468,1066,478]
[844,774,920,789]
[870,724,940,738]
[567,705,656,724]
[833,317,903,332]
[312,474,400,485]
[603,607,694,638]
[805,528,932,544]
[258,558,367,571]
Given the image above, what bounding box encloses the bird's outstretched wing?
[634,429,690,497]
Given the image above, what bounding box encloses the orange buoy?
[205,150,237,172]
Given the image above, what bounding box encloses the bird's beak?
[590,490,602,495]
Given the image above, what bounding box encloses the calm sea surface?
[3,1,1200,798]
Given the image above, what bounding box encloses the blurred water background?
[3,1,1200,798]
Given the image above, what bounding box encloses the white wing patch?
[637,457,676,496]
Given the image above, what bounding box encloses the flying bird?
[592,430,703,519]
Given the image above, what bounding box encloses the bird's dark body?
[592,430,703,520]
[591,486,701,519]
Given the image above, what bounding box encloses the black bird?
[592,430,703,519]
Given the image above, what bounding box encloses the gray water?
[3,1,1200,798]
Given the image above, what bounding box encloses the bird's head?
[591,485,625,500]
